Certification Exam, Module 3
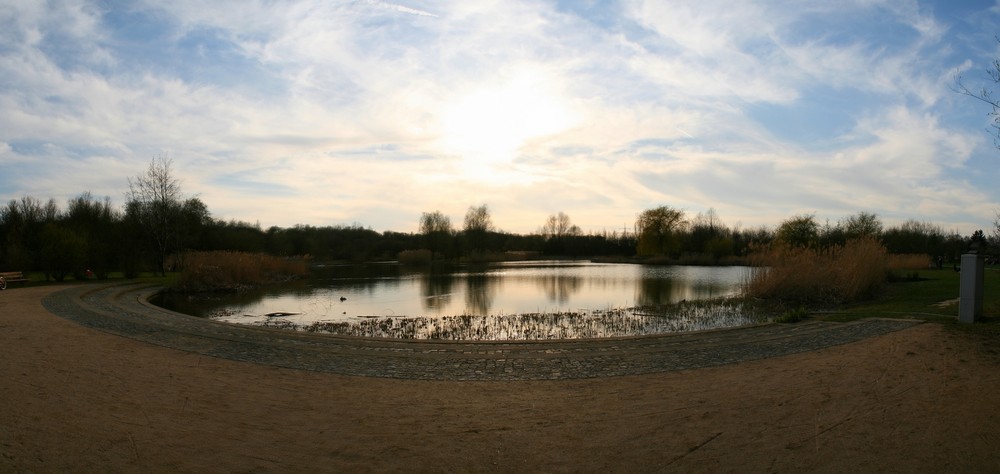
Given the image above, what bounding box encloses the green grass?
[816,267,1000,325]
[775,306,808,323]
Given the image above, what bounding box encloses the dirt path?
[3,284,1000,472]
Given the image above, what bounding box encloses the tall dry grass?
[174,251,309,292]
[887,253,931,270]
[744,238,888,305]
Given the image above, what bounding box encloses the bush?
[173,251,308,292]
[775,306,808,323]
[887,253,931,270]
[398,249,433,265]
[744,238,888,305]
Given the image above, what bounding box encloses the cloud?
[1,0,998,236]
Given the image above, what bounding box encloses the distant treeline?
[0,190,988,282]
[0,157,992,280]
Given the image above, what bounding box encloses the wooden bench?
[0,271,28,290]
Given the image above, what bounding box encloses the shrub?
[744,238,888,305]
[173,251,308,292]
[887,253,931,270]
[398,249,433,265]
[775,306,808,323]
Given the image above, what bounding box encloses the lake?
[153,260,759,340]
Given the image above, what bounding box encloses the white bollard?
[958,253,984,324]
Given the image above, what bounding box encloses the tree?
[0,196,58,271]
[540,212,582,256]
[686,208,733,259]
[65,192,119,279]
[993,211,1000,244]
[540,212,580,239]
[954,37,1000,150]
[419,211,453,258]
[970,229,987,252]
[842,211,883,241]
[776,214,820,248]
[636,206,687,257]
[881,220,945,256]
[39,222,85,282]
[463,204,494,254]
[178,198,211,248]
[125,155,185,275]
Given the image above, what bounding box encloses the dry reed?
[887,253,931,270]
[174,251,308,292]
[744,238,888,305]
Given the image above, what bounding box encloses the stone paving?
[42,282,920,381]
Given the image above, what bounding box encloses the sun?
[438,71,578,169]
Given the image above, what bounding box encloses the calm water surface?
[154,261,754,339]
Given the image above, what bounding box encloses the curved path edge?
[43,282,921,381]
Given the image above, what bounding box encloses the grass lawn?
[818,266,1000,348]
[821,267,1000,322]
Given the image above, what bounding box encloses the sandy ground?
[2,285,1000,473]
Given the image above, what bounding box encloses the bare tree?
[463,204,494,254]
[125,155,184,275]
[463,204,494,233]
[954,37,1000,150]
[420,211,452,234]
[540,211,580,239]
[993,210,1000,246]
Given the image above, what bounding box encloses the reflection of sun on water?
[439,72,578,177]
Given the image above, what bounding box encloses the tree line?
[1,158,994,281]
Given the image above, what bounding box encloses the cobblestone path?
[42,282,919,381]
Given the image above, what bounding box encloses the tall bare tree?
[954,37,1000,150]
[125,155,184,275]
[540,212,580,239]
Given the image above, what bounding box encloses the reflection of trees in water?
[635,276,734,306]
[688,282,732,300]
[420,270,455,311]
[464,274,498,315]
[537,275,583,304]
[635,277,681,306]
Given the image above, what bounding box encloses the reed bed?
[173,250,309,292]
[397,249,433,265]
[247,301,761,340]
[744,238,888,305]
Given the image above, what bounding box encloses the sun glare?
[439,73,578,171]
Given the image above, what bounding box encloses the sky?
[2,0,1000,236]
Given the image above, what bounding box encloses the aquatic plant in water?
[231,298,762,341]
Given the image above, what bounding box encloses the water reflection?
[419,270,455,311]
[153,261,751,339]
[463,272,496,316]
[537,275,583,304]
